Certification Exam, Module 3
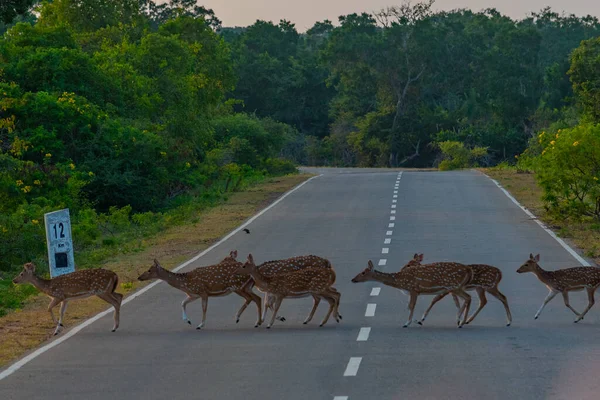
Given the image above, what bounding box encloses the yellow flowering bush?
[529,124,600,220]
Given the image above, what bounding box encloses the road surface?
[1,169,598,400]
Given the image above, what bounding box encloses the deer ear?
[413,253,419,260]
[231,250,238,259]
[418,254,424,262]
[247,254,254,264]
[534,254,540,262]
[24,263,35,272]
[153,259,160,267]
[367,260,374,270]
[529,253,534,260]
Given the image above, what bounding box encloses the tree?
[0,0,36,24]
[569,37,600,122]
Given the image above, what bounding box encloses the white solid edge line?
[0,174,324,381]
[365,304,377,317]
[344,357,362,376]
[485,175,591,267]
[357,327,371,341]
[370,287,381,296]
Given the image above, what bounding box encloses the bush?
[437,141,488,171]
[528,124,600,220]
[262,158,298,175]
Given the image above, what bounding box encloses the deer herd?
[11,251,600,335]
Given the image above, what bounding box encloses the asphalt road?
[1,169,598,400]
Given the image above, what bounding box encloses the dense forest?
[1,0,600,313]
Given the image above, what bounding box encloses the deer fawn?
[517,253,600,322]
[402,254,512,326]
[236,254,341,328]
[352,259,473,327]
[12,263,122,335]
[239,255,342,324]
[137,252,262,329]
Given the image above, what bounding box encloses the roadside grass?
[0,173,310,368]
[483,167,600,264]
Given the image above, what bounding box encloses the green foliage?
[527,125,600,220]
[437,141,488,171]
[569,37,600,122]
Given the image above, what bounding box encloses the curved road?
[1,169,598,400]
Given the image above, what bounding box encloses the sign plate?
[44,209,75,278]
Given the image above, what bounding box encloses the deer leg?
[561,291,582,318]
[247,290,263,327]
[486,287,512,326]
[329,289,342,323]
[47,297,61,325]
[575,287,595,323]
[196,295,208,330]
[181,295,198,325]
[234,291,252,323]
[403,293,418,328]
[267,296,284,329]
[330,287,342,320]
[303,296,321,325]
[418,292,448,325]
[319,295,336,327]
[453,289,471,327]
[465,288,487,325]
[98,293,120,332]
[535,290,558,319]
[53,300,68,336]
[452,294,463,325]
[264,292,286,322]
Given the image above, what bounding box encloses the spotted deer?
[236,254,341,328]
[239,255,342,324]
[402,254,512,326]
[351,259,473,327]
[12,262,122,335]
[517,253,600,322]
[137,251,262,329]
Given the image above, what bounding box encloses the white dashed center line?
[344,358,362,376]
[334,397,349,400]
[392,199,397,203]
[388,223,395,228]
[384,238,391,244]
[391,210,396,214]
[390,216,395,221]
[393,194,398,198]
[370,287,381,296]
[365,304,377,317]
[378,259,387,266]
[386,230,393,235]
[392,204,396,208]
[357,327,371,341]
[382,248,389,254]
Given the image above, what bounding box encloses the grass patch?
[484,167,600,264]
[0,173,310,367]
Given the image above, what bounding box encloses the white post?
[44,209,75,278]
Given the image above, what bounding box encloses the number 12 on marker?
[53,223,66,239]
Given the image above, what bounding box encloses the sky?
[194,1,600,31]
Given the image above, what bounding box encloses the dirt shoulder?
[483,168,600,265]
[0,174,311,368]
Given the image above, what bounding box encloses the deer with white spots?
[137,251,262,329]
[239,255,342,324]
[12,262,122,335]
[517,253,600,322]
[236,254,341,329]
[402,254,512,326]
[351,259,473,327]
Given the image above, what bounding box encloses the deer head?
[138,259,163,281]
[351,260,376,283]
[13,262,36,284]
[235,254,257,276]
[220,250,238,264]
[517,253,540,274]
[401,253,424,270]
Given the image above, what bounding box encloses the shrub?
[437,141,488,171]
[528,124,600,220]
